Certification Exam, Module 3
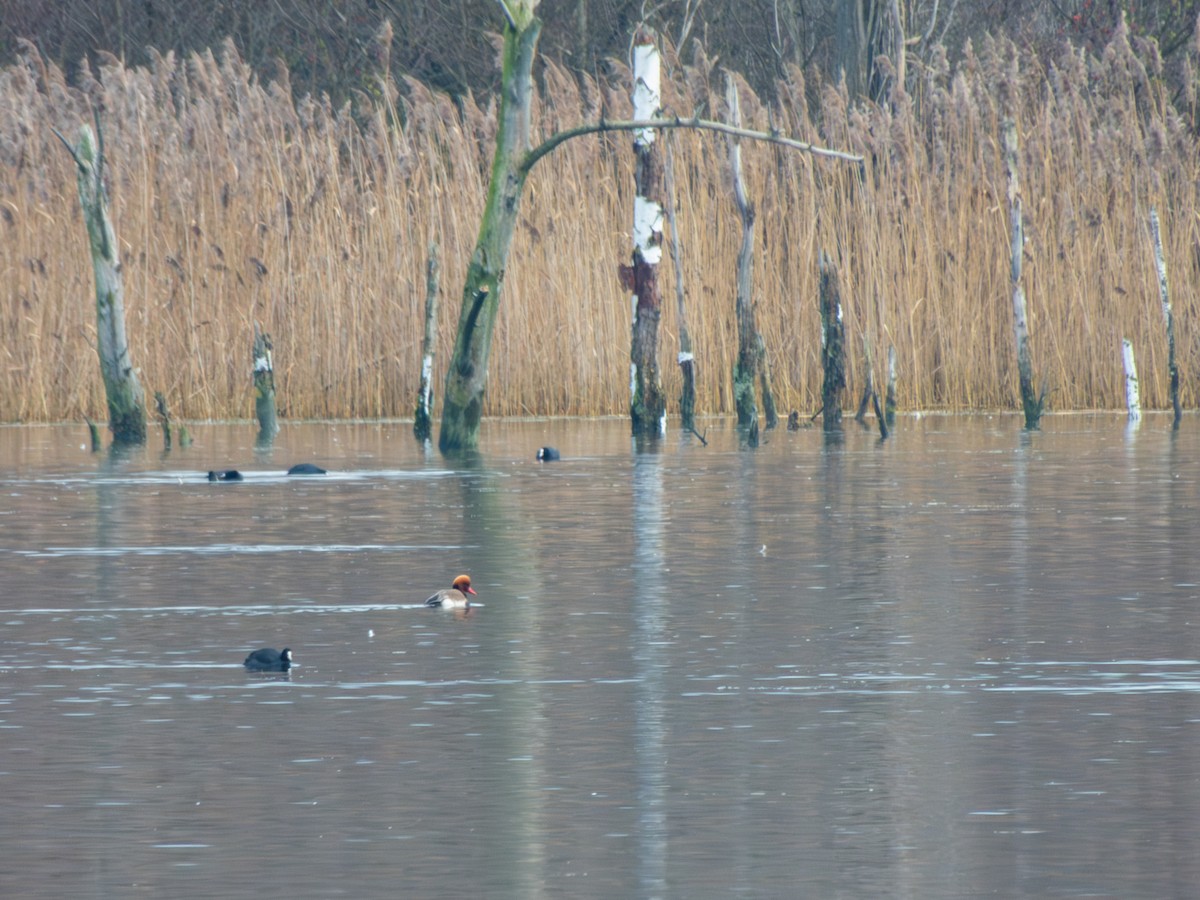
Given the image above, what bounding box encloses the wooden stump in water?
[1122,338,1141,423]
[818,251,846,432]
[253,324,278,446]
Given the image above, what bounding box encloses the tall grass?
[1,23,1198,423]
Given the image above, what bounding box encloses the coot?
[286,463,327,475]
[244,647,293,671]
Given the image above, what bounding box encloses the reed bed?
[1,24,1198,424]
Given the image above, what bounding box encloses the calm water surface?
[1,415,1198,898]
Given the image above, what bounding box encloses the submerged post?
[253,323,278,445]
[627,26,667,437]
[154,392,173,450]
[414,242,440,443]
[1148,207,1181,430]
[1002,119,1043,430]
[57,119,146,447]
[1121,338,1141,423]
[818,251,846,432]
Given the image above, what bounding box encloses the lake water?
[1,414,1198,898]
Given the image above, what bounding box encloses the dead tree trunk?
[724,73,778,434]
[1003,119,1043,430]
[414,242,440,443]
[818,251,846,432]
[56,119,146,447]
[253,324,278,445]
[438,5,541,453]
[727,73,760,431]
[153,391,189,450]
[663,138,697,433]
[155,392,172,451]
[1149,207,1182,429]
[628,27,667,437]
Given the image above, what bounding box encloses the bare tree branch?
[521,114,863,177]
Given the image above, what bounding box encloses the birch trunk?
[414,242,440,442]
[1121,338,1141,423]
[628,27,666,437]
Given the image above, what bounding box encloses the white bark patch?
[677,351,694,364]
[633,195,663,265]
[632,42,661,145]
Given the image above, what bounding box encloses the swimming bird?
[286,463,326,475]
[207,469,243,481]
[536,447,560,461]
[244,647,293,671]
[424,574,477,609]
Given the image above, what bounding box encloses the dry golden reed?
[1,22,1198,424]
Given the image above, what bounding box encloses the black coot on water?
[244,647,293,671]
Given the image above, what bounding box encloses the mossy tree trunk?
[59,120,146,447]
[438,4,542,453]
